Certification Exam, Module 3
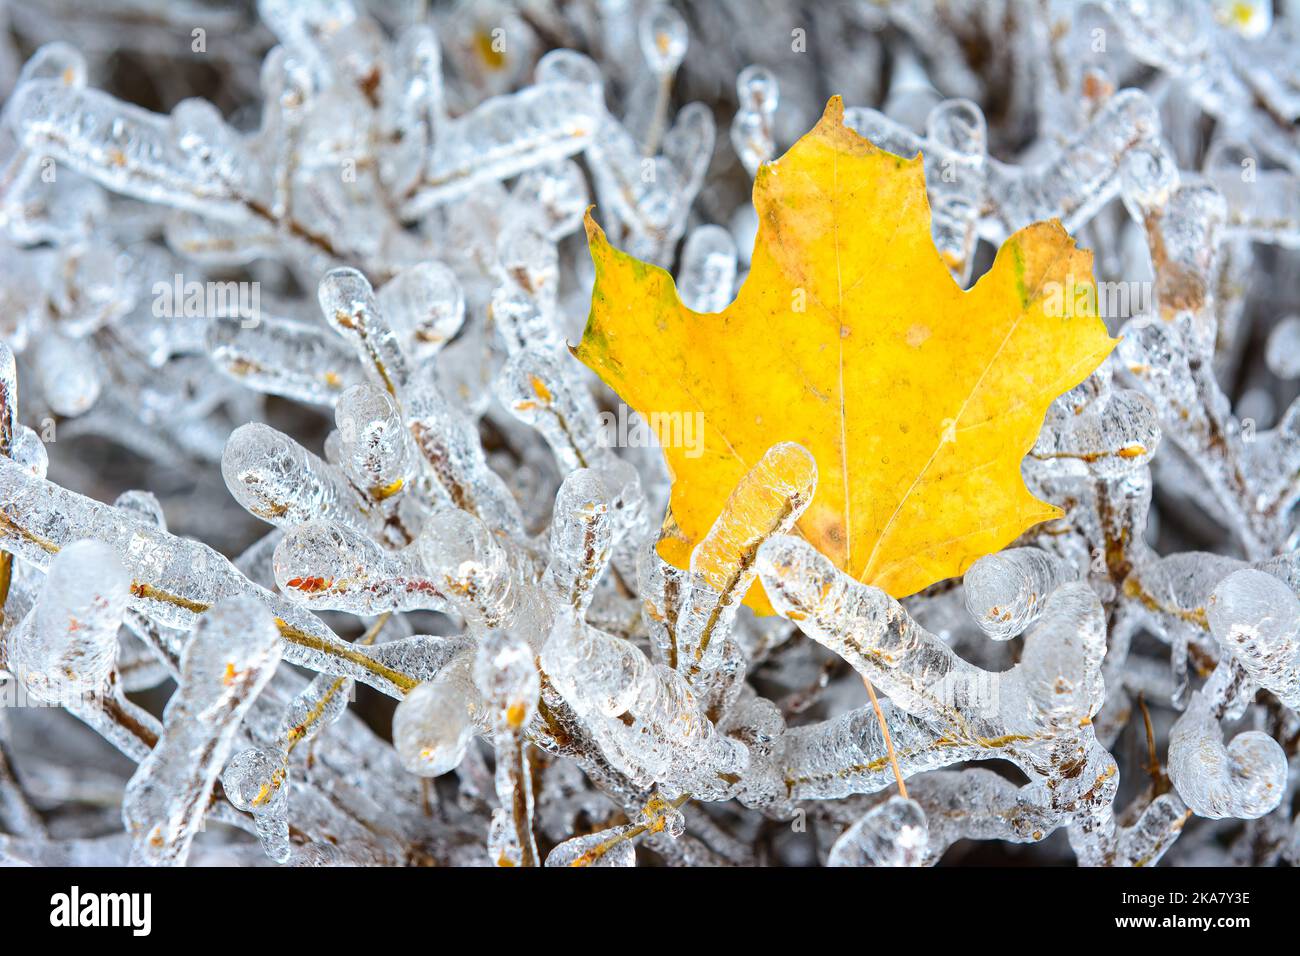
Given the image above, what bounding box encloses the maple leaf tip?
[821,95,845,127]
[1051,219,1077,246]
[583,206,607,245]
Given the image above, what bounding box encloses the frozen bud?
[545,830,637,867]
[926,99,986,156]
[663,102,714,193]
[535,49,603,93]
[476,628,541,866]
[497,225,558,308]
[988,89,1159,233]
[31,333,102,417]
[511,160,590,239]
[543,791,683,866]
[9,426,48,479]
[417,508,512,627]
[642,792,687,839]
[678,225,737,313]
[590,455,649,546]
[221,746,291,863]
[114,490,167,528]
[392,656,480,776]
[283,664,364,754]
[828,796,928,867]
[9,540,130,700]
[181,597,281,693]
[541,613,649,718]
[169,98,248,196]
[639,4,688,75]
[843,106,925,159]
[736,64,777,114]
[757,534,848,624]
[547,469,614,613]
[1114,793,1191,867]
[473,631,539,730]
[222,748,288,815]
[1169,690,1287,820]
[678,444,817,671]
[496,349,603,471]
[404,83,599,217]
[491,285,564,354]
[1265,317,1300,380]
[404,385,527,536]
[15,41,85,88]
[335,384,410,500]
[319,267,409,396]
[289,844,353,867]
[1121,142,1180,213]
[964,548,1074,640]
[377,262,465,358]
[1032,388,1161,479]
[691,443,817,596]
[207,312,361,407]
[1208,569,1300,708]
[223,423,365,530]
[1016,583,1107,729]
[731,65,778,177]
[760,534,991,729]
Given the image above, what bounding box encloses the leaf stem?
[862,677,908,800]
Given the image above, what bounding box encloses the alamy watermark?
[152,273,261,328]
[598,405,705,459]
[931,671,1000,719]
[0,673,114,710]
[1043,273,1152,321]
[50,886,151,936]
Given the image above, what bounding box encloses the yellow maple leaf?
[575,96,1116,610]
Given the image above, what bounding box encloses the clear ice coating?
[827,796,929,867]
[123,596,281,866]
[0,0,1299,868]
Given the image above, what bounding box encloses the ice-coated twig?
[963,548,1075,640]
[755,535,1132,863]
[730,66,778,179]
[0,456,431,697]
[827,795,928,867]
[1207,569,1300,709]
[392,650,481,778]
[676,443,816,674]
[1168,665,1288,820]
[4,539,156,751]
[543,790,687,867]
[400,82,599,219]
[122,596,281,866]
[475,631,540,866]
